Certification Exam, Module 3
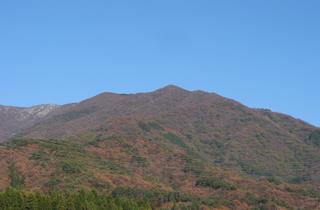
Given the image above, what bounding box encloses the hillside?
[0,85,319,209]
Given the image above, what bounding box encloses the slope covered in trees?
[0,188,151,210]
[0,86,319,209]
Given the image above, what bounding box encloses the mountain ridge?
[1,85,315,127]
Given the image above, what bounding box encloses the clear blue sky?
[0,0,319,126]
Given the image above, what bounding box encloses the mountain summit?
[156,84,189,92]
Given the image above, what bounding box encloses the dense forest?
[0,188,152,210]
[0,187,230,210]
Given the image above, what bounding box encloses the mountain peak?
[156,85,188,93]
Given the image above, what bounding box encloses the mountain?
[0,85,320,209]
